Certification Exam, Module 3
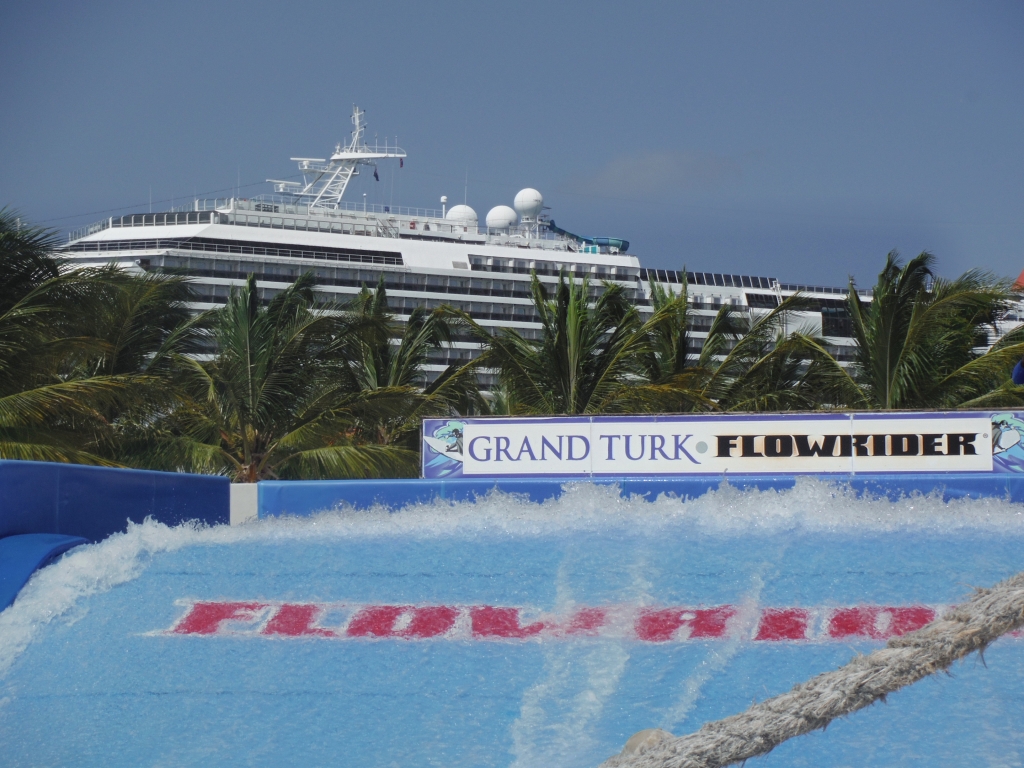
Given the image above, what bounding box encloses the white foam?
[511,550,633,768]
[661,570,769,732]
[2,479,1023,679]
[230,478,1024,540]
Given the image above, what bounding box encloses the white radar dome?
[486,205,519,229]
[445,205,478,225]
[513,188,544,220]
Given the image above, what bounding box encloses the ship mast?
[268,106,405,210]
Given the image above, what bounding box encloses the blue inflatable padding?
[258,473,1024,517]
[0,533,88,611]
[0,461,229,542]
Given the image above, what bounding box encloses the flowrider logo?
[714,432,979,458]
[159,601,996,643]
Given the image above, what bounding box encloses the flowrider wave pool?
[2,479,1023,767]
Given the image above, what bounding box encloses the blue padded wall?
[258,472,1024,517]
[0,461,229,542]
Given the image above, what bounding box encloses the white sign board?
[423,413,1001,478]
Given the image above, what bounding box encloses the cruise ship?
[63,106,865,385]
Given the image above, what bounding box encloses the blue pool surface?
[1,479,1023,767]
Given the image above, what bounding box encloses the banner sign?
[423,411,1024,478]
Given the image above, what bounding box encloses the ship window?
[822,305,854,337]
[745,293,780,309]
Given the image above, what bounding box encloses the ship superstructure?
[63,106,880,383]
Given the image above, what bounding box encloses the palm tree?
[627,279,740,412]
[64,267,211,466]
[144,273,418,481]
[0,209,61,308]
[68,267,202,378]
[0,211,139,465]
[633,278,830,412]
[338,277,483,446]
[467,272,674,415]
[702,293,841,412]
[812,251,1024,410]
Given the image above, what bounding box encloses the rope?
[601,570,1024,768]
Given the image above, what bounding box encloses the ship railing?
[67,218,112,243]
[223,195,445,220]
[174,199,233,213]
[780,282,871,298]
[169,197,583,244]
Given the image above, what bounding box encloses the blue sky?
[2,0,1022,287]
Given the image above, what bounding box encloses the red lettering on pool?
[755,608,809,640]
[173,602,267,635]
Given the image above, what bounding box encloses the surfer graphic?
[422,420,467,477]
[991,413,1024,472]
